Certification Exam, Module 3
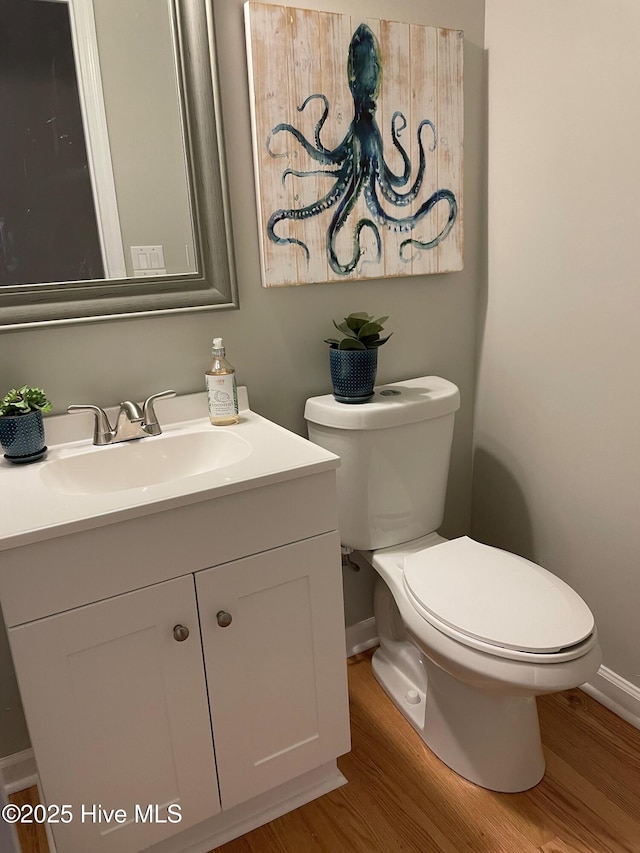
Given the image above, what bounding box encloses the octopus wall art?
[245,3,463,287]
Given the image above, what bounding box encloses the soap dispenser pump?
[206,337,239,426]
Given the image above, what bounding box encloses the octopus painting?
[246,5,463,285]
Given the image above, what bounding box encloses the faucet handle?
[68,404,113,445]
[142,390,176,436]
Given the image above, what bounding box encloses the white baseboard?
[345,617,378,657]
[582,666,640,730]
[0,748,37,796]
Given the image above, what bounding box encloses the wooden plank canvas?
[245,3,463,287]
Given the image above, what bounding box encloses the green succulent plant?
[324,312,392,350]
[0,386,52,417]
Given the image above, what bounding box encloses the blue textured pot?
[329,348,378,403]
[0,410,47,463]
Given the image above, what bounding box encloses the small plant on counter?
[0,386,52,417]
[0,386,52,462]
[324,312,392,350]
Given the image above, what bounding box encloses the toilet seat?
[403,537,596,663]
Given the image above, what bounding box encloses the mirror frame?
[0,0,238,331]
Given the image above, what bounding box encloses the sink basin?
[40,429,252,495]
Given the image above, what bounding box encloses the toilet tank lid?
[304,376,460,430]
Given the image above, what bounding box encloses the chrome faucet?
[68,390,176,445]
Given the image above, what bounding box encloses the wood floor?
[12,650,640,853]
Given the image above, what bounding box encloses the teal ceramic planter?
[0,410,47,463]
[329,348,378,403]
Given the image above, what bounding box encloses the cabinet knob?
[173,624,190,642]
[216,610,232,628]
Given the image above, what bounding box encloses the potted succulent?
[324,312,392,403]
[0,385,52,463]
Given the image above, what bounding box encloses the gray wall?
[0,0,486,757]
[476,0,640,693]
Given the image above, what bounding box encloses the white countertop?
[0,391,339,552]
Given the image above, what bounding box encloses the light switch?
[131,245,166,274]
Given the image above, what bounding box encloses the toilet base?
[371,578,545,793]
[372,645,545,792]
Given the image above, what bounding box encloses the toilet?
[304,376,601,792]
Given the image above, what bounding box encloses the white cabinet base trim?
[145,762,346,853]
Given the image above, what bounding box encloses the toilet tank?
[304,376,460,551]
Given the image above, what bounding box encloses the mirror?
[0,0,237,329]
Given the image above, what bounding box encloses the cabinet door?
[196,532,351,810]
[8,575,219,853]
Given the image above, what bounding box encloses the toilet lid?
[403,537,594,653]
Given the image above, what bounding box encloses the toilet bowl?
[369,532,600,791]
[304,377,602,792]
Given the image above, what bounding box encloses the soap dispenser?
[206,337,239,426]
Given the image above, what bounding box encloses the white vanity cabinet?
[8,530,348,853]
[0,404,351,853]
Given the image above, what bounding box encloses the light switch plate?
[130,245,165,271]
